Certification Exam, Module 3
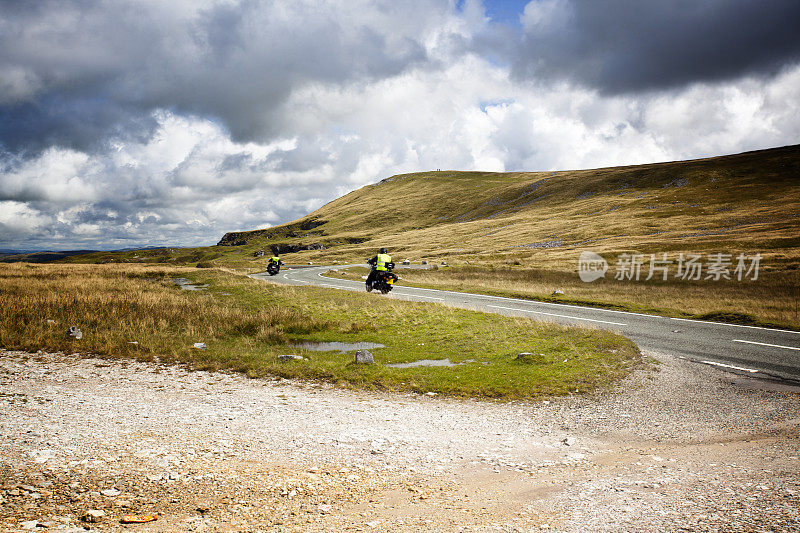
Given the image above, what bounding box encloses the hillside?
[211,144,800,270]
[64,144,800,271]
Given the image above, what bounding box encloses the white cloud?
[0,201,52,243]
[1,1,799,250]
[0,148,98,202]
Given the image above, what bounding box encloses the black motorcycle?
[366,262,398,294]
[266,262,280,276]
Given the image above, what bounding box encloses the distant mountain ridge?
[0,250,100,263]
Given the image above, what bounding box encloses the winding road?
[252,265,800,384]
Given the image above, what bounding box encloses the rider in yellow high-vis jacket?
[366,247,391,286]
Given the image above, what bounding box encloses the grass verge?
[0,263,642,400]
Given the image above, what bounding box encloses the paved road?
[252,265,800,384]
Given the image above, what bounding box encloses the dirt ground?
[1,348,798,532]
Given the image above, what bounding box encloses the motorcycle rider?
[366,247,391,288]
[268,254,282,268]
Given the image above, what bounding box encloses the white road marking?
[487,305,627,326]
[700,360,759,373]
[398,294,444,300]
[671,317,800,334]
[733,339,800,351]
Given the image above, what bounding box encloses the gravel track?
[1,349,798,532]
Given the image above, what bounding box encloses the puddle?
[292,341,385,353]
[173,278,209,291]
[386,358,478,368]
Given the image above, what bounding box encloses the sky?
[1,0,799,251]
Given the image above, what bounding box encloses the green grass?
[0,263,642,400]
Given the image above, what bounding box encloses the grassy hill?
[211,144,800,268]
[66,144,799,270]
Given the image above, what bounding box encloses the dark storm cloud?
[0,94,158,154]
[0,0,431,153]
[513,0,800,93]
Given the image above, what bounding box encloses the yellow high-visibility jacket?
[376,253,391,271]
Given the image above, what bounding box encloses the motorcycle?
[266,262,281,276]
[366,261,398,294]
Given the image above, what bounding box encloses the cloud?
[0,201,52,239]
[0,0,451,153]
[514,0,800,93]
[1,0,799,251]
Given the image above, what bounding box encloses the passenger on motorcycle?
[366,247,391,287]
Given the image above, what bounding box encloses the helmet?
[379,247,387,254]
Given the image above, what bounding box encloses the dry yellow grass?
[0,263,325,361]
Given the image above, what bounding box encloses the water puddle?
[292,341,385,353]
[173,278,209,291]
[386,358,478,368]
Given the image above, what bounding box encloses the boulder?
[515,352,546,364]
[278,354,304,361]
[354,350,374,364]
[67,326,82,339]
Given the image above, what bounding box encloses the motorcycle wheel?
[380,287,391,294]
[365,283,372,292]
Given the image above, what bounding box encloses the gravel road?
[1,349,798,532]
